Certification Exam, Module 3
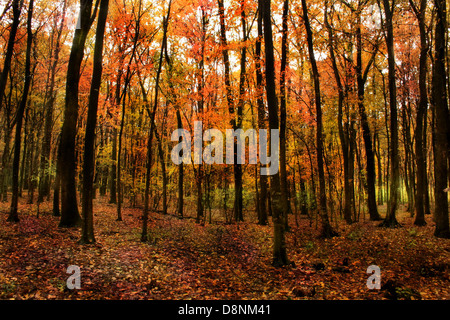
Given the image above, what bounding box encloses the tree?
[325,0,354,224]
[0,0,22,202]
[58,0,97,228]
[301,0,338,238]
[409,0,428,226]
[80,0,110,244]
[8,0,34,222]
[218,0,243,222]
[354,1,382,222]
[38,0,68,203]
[0,0,22,111]
[255,0,268,225]
[141,0,171,242]
[263,0,288,266]
[432,0,450,238]
[380,0,401,228]
[279,0,290,219]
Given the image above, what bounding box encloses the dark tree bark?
[8,0,34,222]
[255,0,268,225]
[355,6,382,222]
[53,135,61,216]
[58,0,96,228]
[432,0,450,238]
[263,0,289,266]
[218,0,243,222]
[80,0,109,244]
[234,0,247,222]
[302,0,338,238]
[116,4,142,222]
[165,50,183,218]
[176,109,184,218]
[279,0,290,219]
[109,128,117,204]
[0,0,22,203]
[380,0,401,228]
[0,0,22,111]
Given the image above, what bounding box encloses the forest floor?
[0,196,449,300]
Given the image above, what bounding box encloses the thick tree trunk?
[59,0,94,228]
[432,0,450,238]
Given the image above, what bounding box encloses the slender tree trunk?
[141,1,171,241]
[233,0,247,222]
[39,0,67,203]
[279,0,290,219]
[116,104,125,221]
[0,0,22,111]
[356,10,382,221]
[432,0,450,238]
[263,0,289,266]
[218,0,242,222]
[302,0,337,238]
[154,126,167,215]
[53,135,61,216]
[80,0,109,244]
[109,128,117,203]
[325,2,353,224]
[8,0,34,222]
[176,109,184,218]
[255,0,268,225]
[381,0,401,228]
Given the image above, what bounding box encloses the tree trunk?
[432,0,450,238]
[176,109,184,218]
[279,0,290,221]
[255,0,268,225]
[53,135,61,216]
[263,0,289,266]
[381,0,401,228]
[155,125,167,215]
[80,0,109,244]
[8,0,34,222]
[109,128,117,204]
[141,1,171,241]
[356,10,382,221]
[0,0,22,111]
[302,0,337,238]
[325,2,353,224]
[58,0,94,228]
[39,0,67,203]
